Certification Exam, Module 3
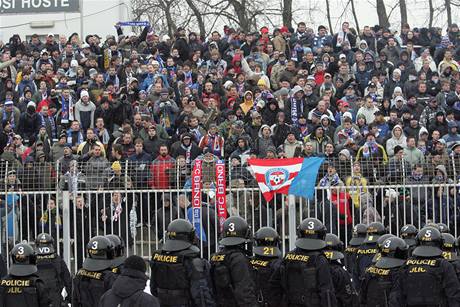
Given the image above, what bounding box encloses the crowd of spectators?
[0,21,459,194]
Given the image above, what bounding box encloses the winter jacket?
[99,268,159,307]
[148,155,175,189]
[74,99,96,130]
[385,125,407,156]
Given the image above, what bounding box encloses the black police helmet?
[349,223,367,246]
[220,216,250,247]
[324,233,344,260]
[163,219,196,252]
[253,227,281,257]
[400,224,418,247]
[10,243,37,276]
[441,233,458,261]
[106,234,126,267]
[371,234,395,264]
[413,226,443,257]
[363,222,386,244]
[425,222,440,230]
[376,237,409,269]
[377,234,396,250]
[83,236,115,271]
[296,218,327,251]
[438,223,450,234]
[35,233,55,255]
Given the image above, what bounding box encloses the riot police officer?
[210,216,257,307]
[250,226,282,306]
[150,219,215,307]
[392,226,460,306]
[106,234,125,274]
[442,233,460,280]
[360,236,408,307]
[71,236,118,307]
[400,224,418,254]
[0,253,6,278]
[353,222,386,285]
[372,234,395,264]
[0,243,51,307]
[35,233,72,306]
[271,217,337,307]
[345,223,367,275]
[324,233,357,307]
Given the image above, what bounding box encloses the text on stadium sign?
[0,0,79,14]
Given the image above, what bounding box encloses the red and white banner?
[248,158,304,202]
[191,159,202,227]
[215,160,227,232]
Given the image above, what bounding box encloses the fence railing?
[0,155,458,192]
[0,183,459,274]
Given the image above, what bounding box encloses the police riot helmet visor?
[162,239,192,252]
[324,249,344,260]
[253,246,282,258]
[412,245,443,257]
[376,256,406,269]
[111,255,127,268]
[9,264,37,277]
[219,236,247,247]
[82,257,113,271]
[295,238,326,250]
[403,238,417,247]
[349,237,365,246]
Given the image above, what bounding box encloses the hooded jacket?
[99,268,159,307]
[386,125,407,156]
[255,124,275,157]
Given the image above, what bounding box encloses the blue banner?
[118,21,150,27]
[289,157,325,200]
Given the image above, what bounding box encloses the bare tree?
[185,0,206,37]
[376,0,390,29]
[428,0,434,28]
[399,0,408,29]
[350,0,360,33]
[282,0,293,27]
[445,0,452,26]
[325,0,334,35]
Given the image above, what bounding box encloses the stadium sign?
[0,0,79,14]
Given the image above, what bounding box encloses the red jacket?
[331,191,352,225]
[148,155,175,189]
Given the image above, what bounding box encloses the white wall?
[0,0,131,43]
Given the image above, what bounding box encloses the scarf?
[190,128,202,143]
[362,141,379,158]
[3,110,14,130]
[184,71,193,86]
[181,144,192,163]
[60,95,74,124]
[290,97,304,125]
[40,208,62,226]
[39,113,57,139]
[111,203,123,222]
[67,129,83,146]
[320,173,340,187]
[205,133,222,156]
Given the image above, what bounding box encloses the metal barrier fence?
[0,183,459,274]
[0,155,458,191]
